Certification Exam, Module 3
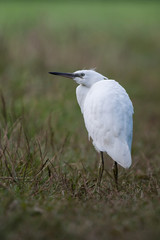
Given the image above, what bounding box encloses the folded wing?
[83,80,134,169]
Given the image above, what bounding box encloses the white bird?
[49,69,134,186]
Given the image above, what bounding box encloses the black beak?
[49,72,77,79]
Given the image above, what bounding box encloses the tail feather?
[105,139,132,169]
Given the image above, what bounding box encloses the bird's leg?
[97,151,104,186]
[112,161,118,188]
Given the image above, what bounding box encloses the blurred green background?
[0,1,160,240]
[0,1,159,133]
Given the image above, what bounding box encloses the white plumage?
[49,69,134,184]
[75,70,133,169]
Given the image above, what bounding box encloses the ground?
[0,1,160,240]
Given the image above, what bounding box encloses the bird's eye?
[80,73,85,77]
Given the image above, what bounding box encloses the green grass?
[0,2,160,240]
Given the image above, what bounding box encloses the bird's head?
[49,69,108,87]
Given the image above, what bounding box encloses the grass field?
[0,1,160,240]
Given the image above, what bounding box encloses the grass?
[0,1,160,239]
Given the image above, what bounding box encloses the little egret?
[49,70,134,186]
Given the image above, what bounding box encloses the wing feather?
[83,80,133,168]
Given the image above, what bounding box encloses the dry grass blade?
[0,91,7,125]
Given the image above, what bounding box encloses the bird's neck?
[76,85,89,113]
